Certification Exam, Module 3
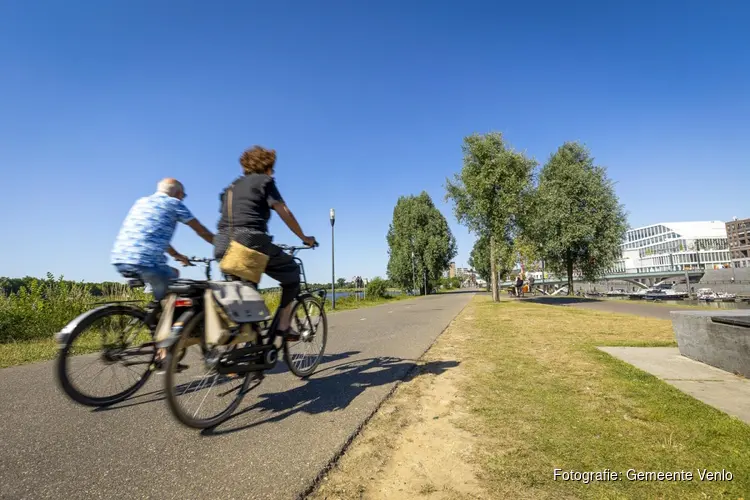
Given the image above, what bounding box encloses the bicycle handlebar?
[185,242,315,266]
[183,243,313,281]
[187,257,215,264]
[278,242,318,255]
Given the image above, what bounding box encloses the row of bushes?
[0,274,151,343]
[0,274,394,344]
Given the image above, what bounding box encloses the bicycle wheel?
[164,310,254,429]
[284,296,327,378]
[57,305,155,407]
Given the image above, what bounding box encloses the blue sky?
[1,1,748,286]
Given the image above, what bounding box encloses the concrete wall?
[671,310,750,378]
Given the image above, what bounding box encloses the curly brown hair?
[239,146,276,174]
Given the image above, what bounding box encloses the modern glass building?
[612,221,730,273]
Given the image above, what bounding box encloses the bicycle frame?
[258,245,327,338]
[158,245,325,350]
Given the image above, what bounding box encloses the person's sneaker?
[153,358,189,374]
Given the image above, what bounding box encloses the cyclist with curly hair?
[214,146,317,341]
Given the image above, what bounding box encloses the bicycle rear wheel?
[57,305,155,407]
[164,310,254,429]
[284,296,327,378]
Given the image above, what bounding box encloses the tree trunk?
[566,249,574,295]
[490,235,499,302]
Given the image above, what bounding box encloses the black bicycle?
[55,257,216,407]
[162,244,328,429]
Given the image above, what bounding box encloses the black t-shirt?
[218,174,284,234]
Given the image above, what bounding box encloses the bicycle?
[162,243,328,429]
[55,257,215,407]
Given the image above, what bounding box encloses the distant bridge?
[501,269,706,290]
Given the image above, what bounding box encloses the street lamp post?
[411,251,416,295]
[410,239,416,295]
[330,208,336,309]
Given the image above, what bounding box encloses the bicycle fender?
[54,304,116,345]
[156,309,193,349]
[156,322,185,349]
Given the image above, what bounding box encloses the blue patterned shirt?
[111,192,195,267]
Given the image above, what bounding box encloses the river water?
[607,297,750,310]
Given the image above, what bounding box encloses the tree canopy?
[513,234,542,273]
[445,132,536,300]
[527,142,628,293]
[468,233,516,287]
[386,192,457,295]
[467,234,491,285]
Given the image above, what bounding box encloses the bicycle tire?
[164,310,252,429]
[284,296,328,378]
[57,304,155,407]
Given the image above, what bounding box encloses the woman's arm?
[273,202,316,246]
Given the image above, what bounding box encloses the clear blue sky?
[1,1,748,286]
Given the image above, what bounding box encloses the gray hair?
[157,178,184,197]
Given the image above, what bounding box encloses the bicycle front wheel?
[284,296,327,378]
[56,305,155,407]
[164,310,254,429]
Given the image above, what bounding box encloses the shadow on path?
[201,356,459,437]
[92,350,361,413]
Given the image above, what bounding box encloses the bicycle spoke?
[192,376,220,418]
[59,308,154,406]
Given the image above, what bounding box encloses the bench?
[671,310,750,378]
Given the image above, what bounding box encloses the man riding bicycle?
[111,178,215,367]
[213,146,317,342]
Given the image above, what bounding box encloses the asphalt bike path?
[0,291,475,500]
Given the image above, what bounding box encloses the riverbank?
[312,295,750,499]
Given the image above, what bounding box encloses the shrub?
[0,274,150,343]
[366,277,389,299]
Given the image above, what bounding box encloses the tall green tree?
[514,235,542,272]
[386,192,457,295]
[529,142,628,294]
[445,132,536,301]
[468,233,516,289]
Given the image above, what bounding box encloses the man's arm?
[186,219,214,244]
[167,246,191,266]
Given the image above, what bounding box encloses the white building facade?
[612,221,730,273]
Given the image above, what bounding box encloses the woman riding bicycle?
[213,146,317,341]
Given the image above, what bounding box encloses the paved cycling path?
[0,291,475,500]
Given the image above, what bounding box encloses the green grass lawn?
[455,296,750,498]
